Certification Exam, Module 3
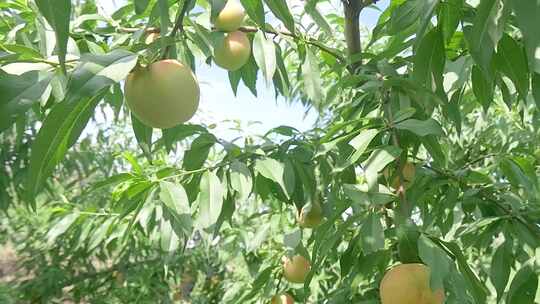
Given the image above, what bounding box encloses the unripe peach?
[112,271,125,285]
[214,0,245,32]
[297,201,323,228]
[282,255,310,284]
[172,291,182,301]
[124,59,200,129]
[402,162,416,182]
[380,264,444,304]
[214,31,251,71]
[145,32,160,44]
[271,293,294,304]
[384,162,416,189]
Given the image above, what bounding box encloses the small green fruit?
[283,255,310,284]
[380,264,444,304]
[124,59,200,129]
[214,0,246,32]
[397,228,421,263]
[298,201,323,228]
[214,31,251,71]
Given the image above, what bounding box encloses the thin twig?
[116,24,345,63]
[162,0,194,59]
[460,153,498,169]
[231,26,345,63]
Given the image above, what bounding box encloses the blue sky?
[100,0,389,138]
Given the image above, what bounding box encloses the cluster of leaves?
[1,0,540,303]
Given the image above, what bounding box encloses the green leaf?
[418,235,451,290]
[160,181,192,235]
[159,210,180,252]
[273,44,291,97]
[134,0,150,14]
[251,266,273,291]
[88,217,115,250]
[255,158,289,198]
[511,219,540,248]
[388,0,422,34]
[196,171,224,228]
[362,146,401,190]
[447,89,463,135]
[183,133,216,171]
[465,0,509,76]
[252,31,276,86]
[500,158,533,190]
[490,241,511,302]
[87,173,134,193]
[302,47,323,104]
[497,74,514,107]
[392,107,416,123]
[415,0,440,45]
[533,73,540,108]
[283,159,296,198]
[439,0,463,43]
[494,34,530,99]
[239,0,265,26]
[131,113,153,156]
[27,95,102,206]
[247,222,270,252]
[228,69,242,95]
[66,50,138,103]
[437,240,488,303]
[397,227,421,263]
[394,118,444,137]
[457,216,502,236]
[305,0,332,36]
[421,135,447,167]
[263,0,295,34]
[0,70,52,133]
[343,184,395,207]
[359,213,384,254]
[337,129,379,170]
[511,0,540,73]
[471,65,494,111]
[413,28,445,96]
[160,181,191,217]
[239,55,259,96]
[46,212,80,245]
[35,0,71,73]
[137,202,155,235]
[160,124,206,152]
[506,265,538,304]
[27,51,137,203]
[229,160,252,202]
[283,229,301,249]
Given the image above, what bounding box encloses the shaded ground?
[0,243,17,284]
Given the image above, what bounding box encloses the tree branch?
[162,0,194,59]
[232,26,345,63]
[342,0,378,72]
[116,24,345,64]
[343,1,361,54]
